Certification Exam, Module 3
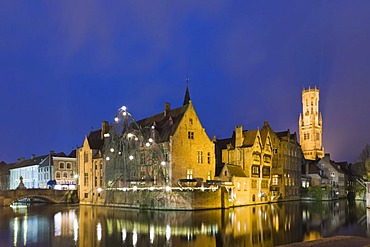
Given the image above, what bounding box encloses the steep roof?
[87,129,104,150]
[136,104,188,143]
[226,164,247,177]
[242,130,258,147]
[183,84,191,106]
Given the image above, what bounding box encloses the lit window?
[197,151,203,164]
[272,175,278,186]
[186,169,193,179]
[207,171,211,180]
[251,165,260,175]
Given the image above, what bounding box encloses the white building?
[9,155,47,189]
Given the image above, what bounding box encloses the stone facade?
[166,101,215,186]
[261,122,303,201]
[77,122,107,205]
[217,126,272,204]
[299,86,324,160]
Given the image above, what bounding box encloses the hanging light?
[129,155,134,160]
[161,161,166,166]
[106,157,110,161]
[110,148,114,153]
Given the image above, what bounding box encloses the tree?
[357,143,370,163]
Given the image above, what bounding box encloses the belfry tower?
[299,86,324,160]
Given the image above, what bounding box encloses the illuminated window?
[244,182,247,191]
[186,169,193,179]
[207,171,211,180]
[188,131,194,139]
[251,165,260,176]
[197,151,203,164]
[237,182,241,191]
[272,175,278,186]
[84,173,88,186]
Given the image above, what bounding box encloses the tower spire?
[183,75,191,106]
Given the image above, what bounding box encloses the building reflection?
[0,200,367,247]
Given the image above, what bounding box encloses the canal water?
[0,199,369,247]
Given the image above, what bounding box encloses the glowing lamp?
[129,155,134,160]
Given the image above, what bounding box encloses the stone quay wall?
[101,187,234,210]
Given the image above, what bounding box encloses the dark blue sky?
[1,1,370,163]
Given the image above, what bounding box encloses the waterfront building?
[135,86,215,187]
[260,122,303,201]
[77,121,108,204]
[38,151,77,189]
[9,155,47,189]
[298,86,324,160]
[216,126,272,204]
[317,154,346,198]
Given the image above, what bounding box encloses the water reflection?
[0,200,368,247]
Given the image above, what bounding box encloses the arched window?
[63,172,68,178]
[56,172,61,179]
[59,162,65,169]
[66,162,71,169]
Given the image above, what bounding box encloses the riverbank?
[278,236,370,247]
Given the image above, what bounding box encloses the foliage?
[307,186,325,200]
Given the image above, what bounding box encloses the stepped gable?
[136,104,189,143]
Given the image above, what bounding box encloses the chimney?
[324,153,330,160]
[164,102,170,116]
[235,126,243,147]
[101,121,109,139]
[31,154,36,159]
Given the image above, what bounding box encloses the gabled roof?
[136,104,189,143]
[87,129,104,150]
[9,155,48,170]
[226,164,247,177]
[242,130,258,147]
[215,137,233,150]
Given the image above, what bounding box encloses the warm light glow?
[129,155,134,160]
[166,225,171,241]
[114,117,119,122]
[161,161,166,166]
[121,106,127,111]
[97,223,102,241]
[151,125,155,129]
[145,142,150,147]
[106,157,110,161]
[97,187,103,193]
[133,229,138,246]
[165,186,171,192]
[149,138,153,143]
[122,228,127,242]
[127,133,133,138]
[110,148,114,153]
[133,186,138,191]
[104,133,110,138]
[123,112,127,116]
[150,225,155,244]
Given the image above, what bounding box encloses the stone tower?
[299,86,324,160]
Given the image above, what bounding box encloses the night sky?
[1,1,370,164]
